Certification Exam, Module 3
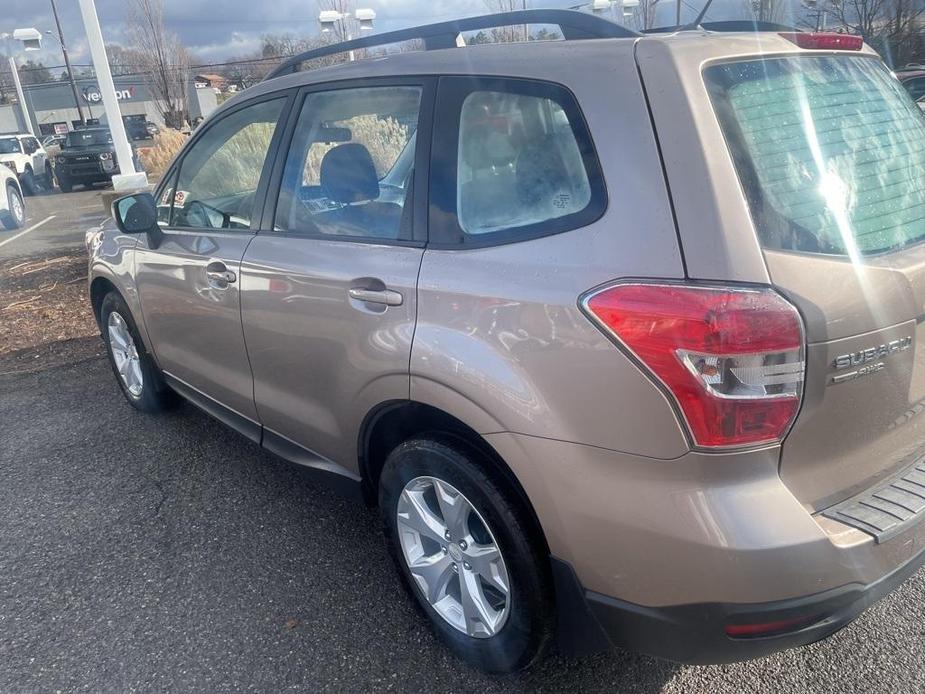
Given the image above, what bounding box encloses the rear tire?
[1,183,25,230]
[100,291,178,413]
[379,436,554,673]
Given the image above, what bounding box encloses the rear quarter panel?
[412,43,690,459]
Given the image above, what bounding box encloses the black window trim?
[428,75,608,250]
[153,88,297,235]
[259,75,438,249]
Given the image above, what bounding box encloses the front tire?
[43,163,55,191]
[57,172,72,193]
[379,437,554,672]
[1,183,25,230]
[100,291,177,413]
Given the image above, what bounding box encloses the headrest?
[320,143,379,203]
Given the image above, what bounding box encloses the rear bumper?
[484,433,925,662]
[554,542,925,663]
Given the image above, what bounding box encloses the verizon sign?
[83,86,136,103]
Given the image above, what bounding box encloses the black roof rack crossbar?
[264,9,639,81]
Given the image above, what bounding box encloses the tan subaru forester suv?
[88,10,925,672]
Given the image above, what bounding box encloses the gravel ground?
[1,356,924,693]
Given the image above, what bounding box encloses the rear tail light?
[583,284,805,449]
[779,32,863,51]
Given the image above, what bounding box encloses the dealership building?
[0,75,218,136]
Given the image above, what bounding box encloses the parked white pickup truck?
[0,133,53,195]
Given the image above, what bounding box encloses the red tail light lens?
[779,32,863,51]
[583,284,805,449]
[725,613,824,639]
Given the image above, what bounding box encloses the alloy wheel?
[9,188,24,225]
[396,476,511,638]
[107,312,143,398]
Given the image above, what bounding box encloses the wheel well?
[90,277,117,330]
[360,401,550,554]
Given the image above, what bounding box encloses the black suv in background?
[55,128,139,192]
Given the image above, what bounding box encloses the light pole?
[49,0,86,126]
[1,30,40,136]
[319,8,376,61]
[591,0,639,26]
[76,0,145,191]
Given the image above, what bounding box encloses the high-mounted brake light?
[779,32,863,51]
[583,284,805,449]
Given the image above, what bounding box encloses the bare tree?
[748,0,793,23]
[828,0,889,36]
[483,0,526,42]
[125,0,191,128]
[106,44,146,77]
[633,0,661,29]
[827,0,924,66]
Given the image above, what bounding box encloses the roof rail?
[264,9,639,81]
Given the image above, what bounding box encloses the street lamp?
[319,8,376,61]
[1,30,39,135]
[591,0,638,23]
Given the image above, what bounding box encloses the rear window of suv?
[706,56,925,256]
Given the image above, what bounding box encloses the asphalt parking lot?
[1,191,924,693]
[0,187,108,259]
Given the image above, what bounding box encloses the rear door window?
[429,77,606,247]
[706,56,925,256]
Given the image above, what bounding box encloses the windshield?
[706,55,925,256]
[0,138,21,155]
[65,130,113,148]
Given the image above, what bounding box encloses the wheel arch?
[358,400,550,556]
[90,275,119,330]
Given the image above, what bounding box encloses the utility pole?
[50,0,86,125]
[76,0,146,191]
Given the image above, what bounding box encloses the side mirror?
[112,192,163,247]
[113,192,157,233]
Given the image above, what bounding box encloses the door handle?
[348,287,403,306]
[205,261,236,287]
[207,269,237,283]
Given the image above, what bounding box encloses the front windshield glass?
[65,130,113,148]
[0,138,21,154]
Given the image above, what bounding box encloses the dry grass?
[304,115,409,185]
[191,122,276,197]
[139,114,409,194]
[138,128,187,179]
[0,252,97,355]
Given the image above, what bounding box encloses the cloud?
[2,0,771,71]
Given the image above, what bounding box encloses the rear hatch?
[704,49,925,510]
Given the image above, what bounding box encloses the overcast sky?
[2,0,769,70]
